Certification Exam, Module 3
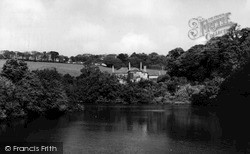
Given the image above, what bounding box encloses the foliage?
[214,60,250,107]
[1,59,28,83]
[15,72,45,114]
[0,76,20,118]
[73,65,121,104]
[0,60,71,119]
[34,69,68,111]
[191,77,224,106]
[120,82,155,104]
[103,56,123,69]
[157,74,171,83]
[166,26,250,82]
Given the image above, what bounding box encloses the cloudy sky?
[0,0,250,56]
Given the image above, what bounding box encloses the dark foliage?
[73,65,122,104]
[166,26,250,82]
[0,61,69,119]
[1,59,28,83]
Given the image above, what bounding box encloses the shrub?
[15,72,45,114]
[74,66,121,104]
[34,69,68,112]
[1,59,28,83]
[0,76,23,118]
[157,74,171,83]
[191,77,224,106]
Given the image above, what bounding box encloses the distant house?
[147,69,166,81]
[114,67,127,74]
[112,67,128,84]
[127,68,148,82]
[110,62,167,83]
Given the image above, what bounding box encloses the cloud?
[246,0,250,12]
[114,33,156,52]
[0,0,46,26]
[108,0,180,20]
[0,0,47,50]
[67,22,106,41]
[0,0,248,56]
[109,0,153,17]
[62,22,107,53]
[164,26,181,42]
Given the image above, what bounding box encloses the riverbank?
[0,103,85,121]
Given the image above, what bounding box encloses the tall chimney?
[144,66,147,72]
[112,65,115,73]
[140,62,142,70]
[128,62,131,70]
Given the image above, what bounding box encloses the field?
[0,60,113,77]
[0,59,166,77]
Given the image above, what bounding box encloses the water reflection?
[0,105,249,153]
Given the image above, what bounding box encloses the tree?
[117,53,129,64]
[48,51,59,62]
[0,76,17,118]
[58,55,66,63]
[103,56,123,69]
[167,48,184,59]
[75,65,121,103]
[23,51,31,60]
[15,72,45,114]
[34,69,68,112]
[42,51,48,61]
[17,52,25,60]
[1,59,29,83]
[31,51,42,61]
[2,50,16,59]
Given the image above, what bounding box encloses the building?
[147,69,166,81]
[111,62,167,83]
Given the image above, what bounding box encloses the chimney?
[128,62,131,70]
[112,65,115,73]
[140,62,142,70]
[144,66,147,72]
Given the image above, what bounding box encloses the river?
[0,105,249,153]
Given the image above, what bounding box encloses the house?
[112,67,128,84]
[127,68,148,82]
[147,69,166,81]
[112,62,148,83]
[111,62,167,83]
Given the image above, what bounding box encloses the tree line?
[0,50,169,70]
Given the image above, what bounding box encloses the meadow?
[0,60,166,77]
[0,60,114,76]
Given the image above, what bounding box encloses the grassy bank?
[0,60,114,77]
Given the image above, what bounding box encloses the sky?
[0,0,250,56]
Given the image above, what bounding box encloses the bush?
[15,72,45,114]
[33,69,68,112]
[0,76,24,118]
[120,83,154,104]
[74,66,121,104]
[191,77,224,106]
[1,59,28,83]
[157,74,170,83]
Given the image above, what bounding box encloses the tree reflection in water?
[0,104,249,153]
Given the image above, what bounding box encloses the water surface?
[0,105,249,153]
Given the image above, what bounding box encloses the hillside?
[0,60,165,77]
[0,60,113,76]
